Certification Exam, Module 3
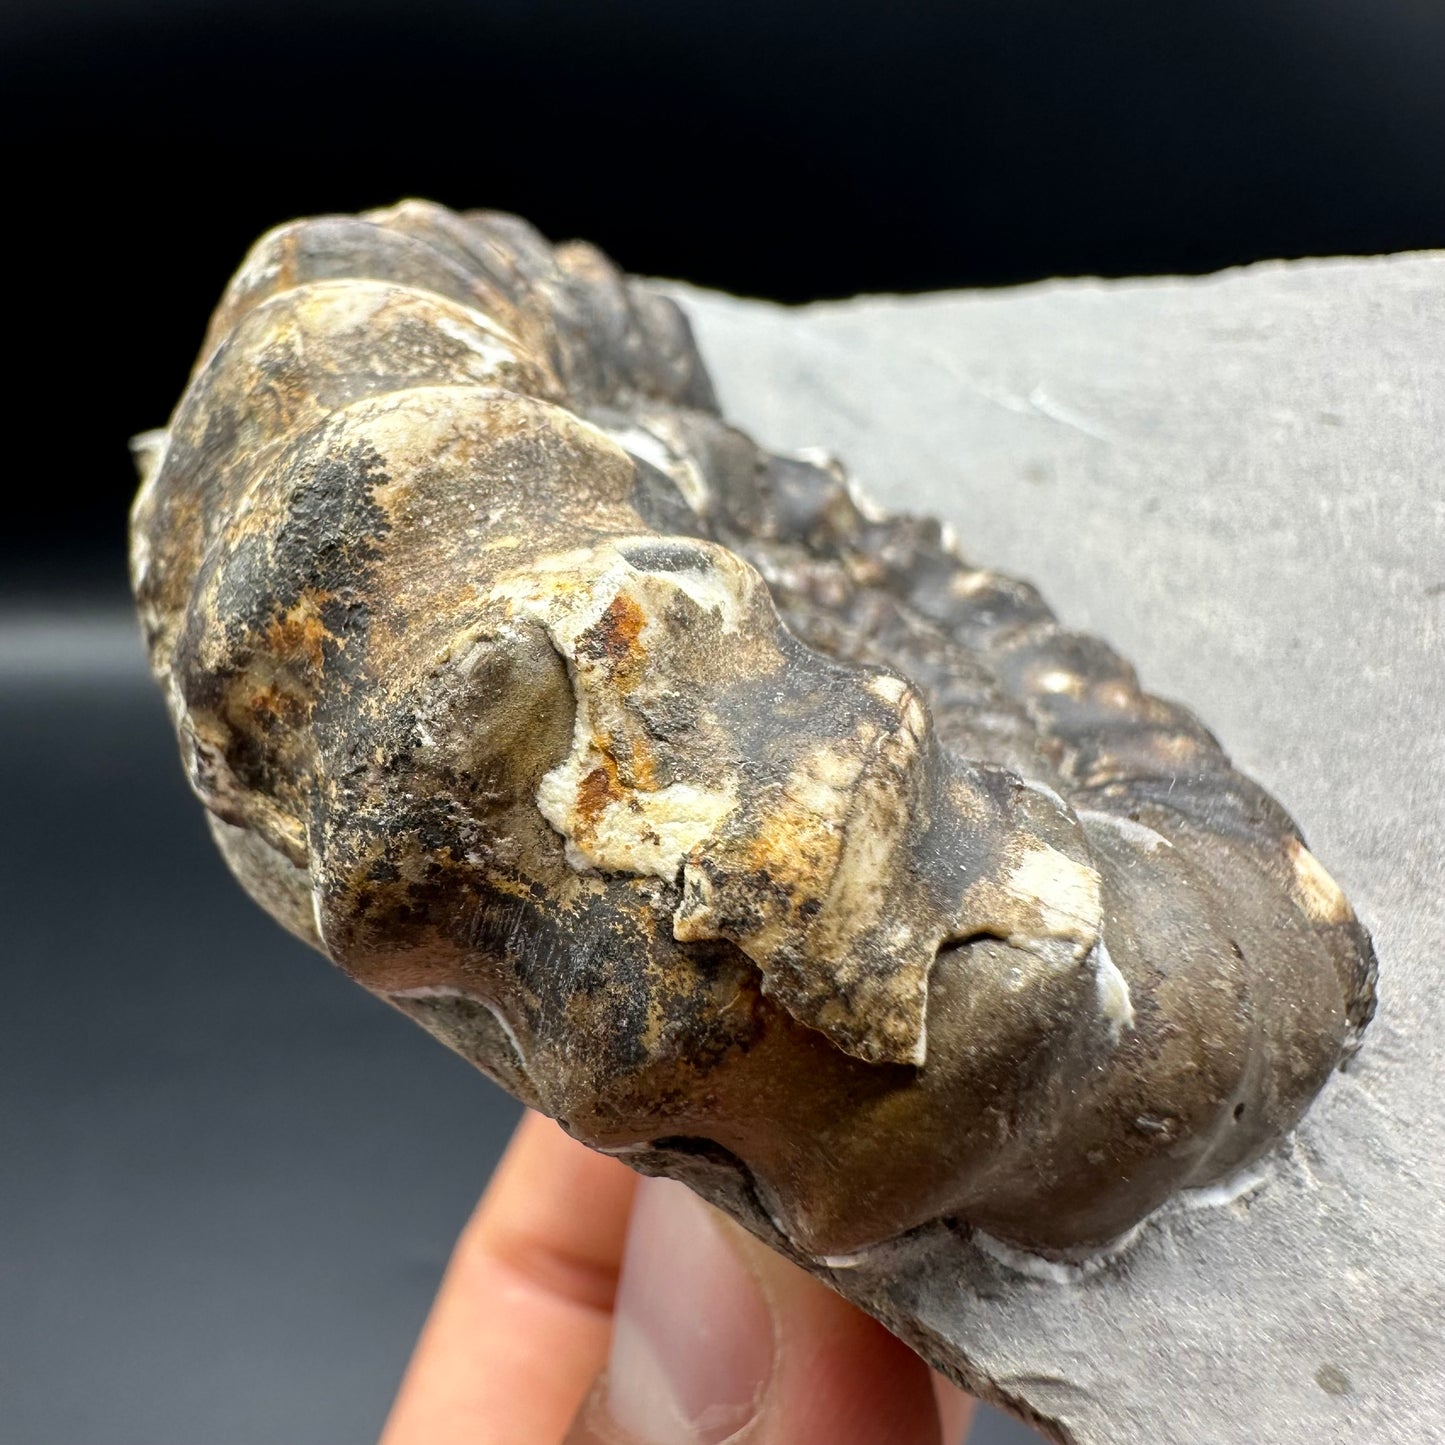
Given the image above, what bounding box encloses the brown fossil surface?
[130,202,1375,1283]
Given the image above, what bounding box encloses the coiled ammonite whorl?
[131,201,1376,1260]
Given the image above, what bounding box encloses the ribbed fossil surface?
[131,201,1375,1271]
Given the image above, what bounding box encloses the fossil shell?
[130,201,1375,1266]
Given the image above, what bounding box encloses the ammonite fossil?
[130,201,1375,1273]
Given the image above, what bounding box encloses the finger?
[566,1175,953,1445]
[381,1109,638,1445]
[932,1373,977,1445]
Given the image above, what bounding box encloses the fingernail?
[604,1176,775,1445]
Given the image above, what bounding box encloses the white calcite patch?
[1091,938,1136,1042]
[1005,841,1103,950]
[1286,837,1354,925]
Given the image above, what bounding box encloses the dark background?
[4,0,1445,598]
[2,3,1442,1442]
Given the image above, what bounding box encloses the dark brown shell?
[131,200,1375,1258]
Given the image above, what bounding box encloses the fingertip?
[933,1372,977,1445]
[567,1176,949,1445]
[726,1214,946,1445]
[382,1111,638,1445]
[462,1110,638,1314]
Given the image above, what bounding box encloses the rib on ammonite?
[130,199,1376,1335]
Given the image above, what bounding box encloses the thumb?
[565,1175,952,1445]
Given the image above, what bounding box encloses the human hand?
[381,1110,976,1445]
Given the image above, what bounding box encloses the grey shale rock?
[673,255,1445,1443]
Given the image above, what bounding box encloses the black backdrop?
[4,0,1444,585]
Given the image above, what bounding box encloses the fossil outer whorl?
[130,201,1376,1262]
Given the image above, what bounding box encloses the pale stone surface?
[672,256,1445,1443]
